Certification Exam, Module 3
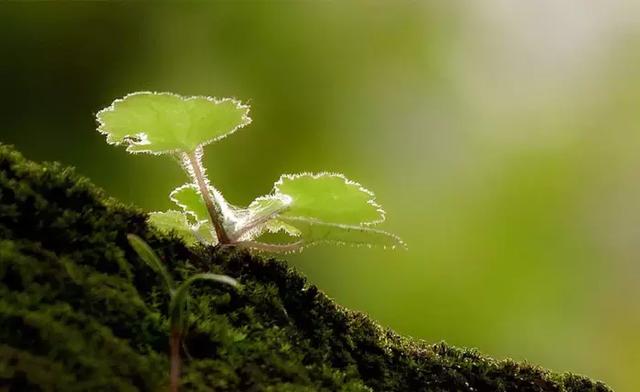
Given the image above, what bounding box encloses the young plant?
[98,92,405,252]
[127,234,238,392]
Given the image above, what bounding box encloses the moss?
[0,144,611,392]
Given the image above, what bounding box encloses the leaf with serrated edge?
[274,173,384,225]
[170,184,209,222]
[171,182,237,235]
[263,219,301,237]
[194,222,216,244]
[279,217,405,250]
[148,210,214,246]
[229,194,293,241]
[97,92,251,154]
[246,194,291,215]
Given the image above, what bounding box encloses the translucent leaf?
[194,222,216,244]
[246,195,291,217]
[263,219,301,237]
[275,173,384,225]
[97,92,251,154]
[228,195,292,241]
[235,173,403,249]
[148,210,203,246]
[279,216,406,250]
[170,183,237,237]
[170,184,209,222]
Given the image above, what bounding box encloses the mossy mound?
[0,145,611,392]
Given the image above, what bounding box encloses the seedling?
[98,92,405,252]
[127,234,238,392]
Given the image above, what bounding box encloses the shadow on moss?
[0,145,611,391]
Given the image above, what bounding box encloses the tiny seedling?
[98,92,405,252]
[127,234,238,392]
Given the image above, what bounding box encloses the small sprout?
[127,233,175,291]
[98,92,405,252]
[127,234,238,392]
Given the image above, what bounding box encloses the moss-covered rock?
[0,144,611,392]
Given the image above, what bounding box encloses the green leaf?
[170,182,237,236]
[148,210,208,246]
[170,184,209,222]
[97,92,251,154]
[126,234,175,292]
[275,173,384,225]
[231,195,294,240]
[246,195,291,217]
[237,173,404,249]
[278,217,406,250]
[263,219,301,237]
[169,273,238,331]
[194,222,216,244]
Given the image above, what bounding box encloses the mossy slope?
[0,145,611,392]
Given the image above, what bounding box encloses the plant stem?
[170,328,181,392]
[184,151,231,244]
[229,205,289,242]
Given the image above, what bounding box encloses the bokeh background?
[1,2,639,390]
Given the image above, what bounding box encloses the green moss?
[0,144,611,392]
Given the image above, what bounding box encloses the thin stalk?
[183,151,230,244]
[229,206,289,242]
[170,328,181,392]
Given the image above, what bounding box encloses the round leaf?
[97,92,251,154]
[170,184,209,222]
[148,210,203,246]
[275,173,385,225]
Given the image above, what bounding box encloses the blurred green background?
[1,2,639,390]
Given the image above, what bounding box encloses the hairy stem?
[183,151,230,244]
[170,328,181,392]
[229,206,289,242]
